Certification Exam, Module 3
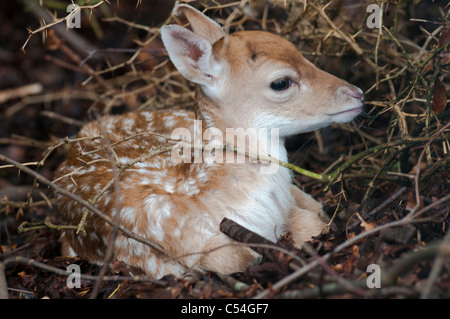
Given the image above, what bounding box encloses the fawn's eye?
[270,77,292,91]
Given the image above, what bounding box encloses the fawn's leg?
[290,185,323,213]
[288,185,326,248]
[198,233,260,275]
[288,206,326,247]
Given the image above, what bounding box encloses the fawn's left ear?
[161,25,223,88]
[174,4,225,45]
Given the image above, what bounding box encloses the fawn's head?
[161,4,363,136]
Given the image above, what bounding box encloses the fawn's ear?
[174,4,225,45]
[161,25,223,88]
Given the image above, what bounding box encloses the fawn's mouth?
[328,106,363,116]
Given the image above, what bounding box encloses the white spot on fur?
[121,207,136,224]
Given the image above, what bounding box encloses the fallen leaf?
[431,78,447,114]
[333,245,360,274]
[405,191,424,212]
[408,161,427,175]
[46,29,62,51]
[360,220,376,231]
[1,245,11,253]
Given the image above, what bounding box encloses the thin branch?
[21,0,108,52]
[309,1,364,56]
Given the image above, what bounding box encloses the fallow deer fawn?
[55,4,363,279]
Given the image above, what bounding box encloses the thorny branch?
[21,0,110,52]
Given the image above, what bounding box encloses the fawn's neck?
[193,88,293,238]
[194,88,227,133]
[194,88,289,164]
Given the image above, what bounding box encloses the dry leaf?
[46,29,62,51]
[1,245,11,253]
[408,161,427,175]
[431,78,447,114]
[430,26,449,114]
[334,245,361,273]
[405,191,424,212]
[360,220,376,231]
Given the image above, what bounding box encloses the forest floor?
[0,0,449,299]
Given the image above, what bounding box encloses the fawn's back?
[55,4,363,278]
